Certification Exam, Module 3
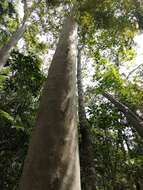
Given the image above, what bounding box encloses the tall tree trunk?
[19,16,81,190]
[77,47,96,190]
[103,92,143,139]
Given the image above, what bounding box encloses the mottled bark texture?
[77,47,96,190]
[19,16,81,190]
[103,92,143,139]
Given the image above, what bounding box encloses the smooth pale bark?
[19,16,81,190]
[103,92,143,139]
[0,21,26,67]
[77,47,96,190]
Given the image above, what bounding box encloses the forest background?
[0,0,143,189]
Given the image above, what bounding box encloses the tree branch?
[126,63,143,79]
[103,92,143,139]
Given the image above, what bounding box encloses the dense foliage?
[0,51,45,189]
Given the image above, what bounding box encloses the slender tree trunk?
[103,92,143,139]
[19,16,81,190]
[77,47,96,190]
[0,21,26,67]
[0,0,42,68]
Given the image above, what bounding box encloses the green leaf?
[0,109,14,122]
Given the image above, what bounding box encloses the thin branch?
[23,0,28,21]
[126,63,143,79]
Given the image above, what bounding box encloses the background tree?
[77,46,96,190]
